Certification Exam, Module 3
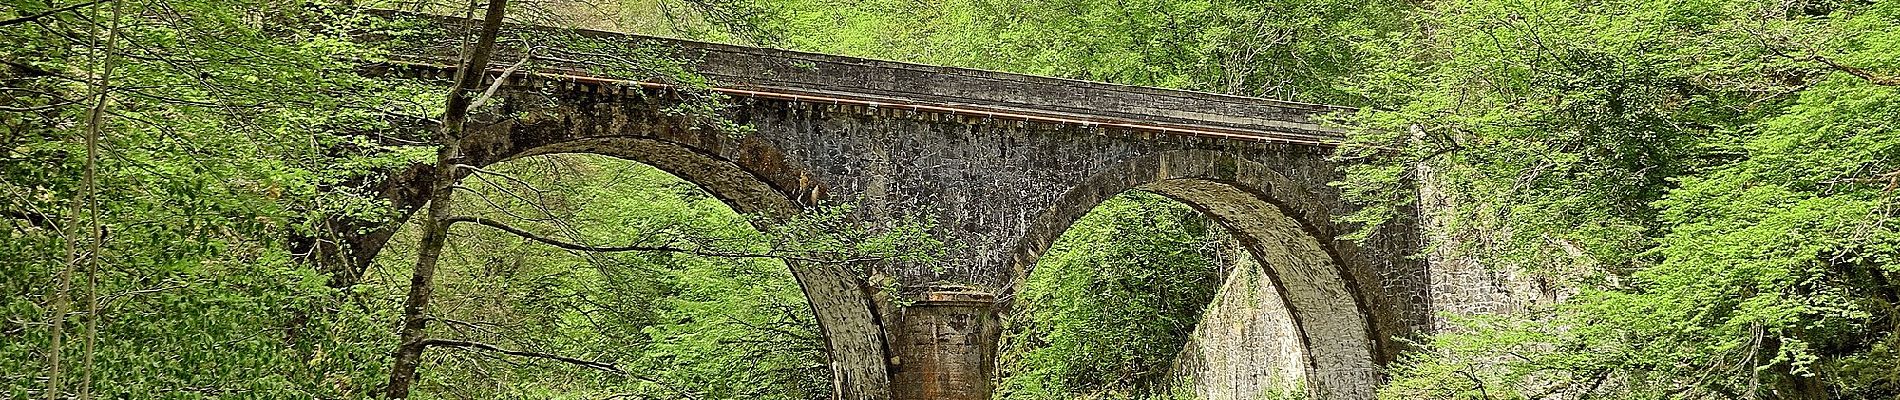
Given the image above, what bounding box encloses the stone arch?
[1003,149,1380,400]
[506,137,806,215]
[455,129,892,400]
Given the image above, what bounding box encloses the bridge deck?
[375,11,1350,145]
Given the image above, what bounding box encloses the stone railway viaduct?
[332,12,1445,400]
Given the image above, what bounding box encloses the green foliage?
[371,154,861,399]
[1356,0,1900,398]
[1332,0,1740,264]
[353,151,943,399]
[2,2,925,398]
[2,1,427,397]
[736,0,1402,104]
[9,0,1900,398]
[997,192,1223,399]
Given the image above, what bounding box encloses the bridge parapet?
[368,10,1349,145]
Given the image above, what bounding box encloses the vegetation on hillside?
[4,0,1898,398]
[1334,0,1900,397]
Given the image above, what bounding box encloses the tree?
[998,192,1224,399]
[383,0,511,396]
[5,0,441,397]
[1347,0,1900,398]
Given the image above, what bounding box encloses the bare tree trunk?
[383,1,509,397]
[79,2,124,398]
[48,1,122,398]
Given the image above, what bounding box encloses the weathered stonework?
[1416,158,1567,331]
[1170,245,1307,400]
[888,289,1000,400]
[347,12,1431,400]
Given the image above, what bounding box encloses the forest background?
[2,0,1897,398]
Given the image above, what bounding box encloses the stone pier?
[889,289,1000,400]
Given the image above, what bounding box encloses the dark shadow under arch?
[1003,150,1381,400]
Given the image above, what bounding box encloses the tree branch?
[0,99,80,112]
[1748,27,1900,87]
[3,209,58,230]
[0,0,106,27]
[421,338,622,374]
[720,313,816,342]
[445,216,895,263]
[446,216,682,252]
[1805,53,1900,87]
[467,47,538,110]
[0,58,66,79]
[1457,369,1489,399]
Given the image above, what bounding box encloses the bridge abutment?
[888,288,1000,400]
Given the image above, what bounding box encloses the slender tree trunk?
[383,1,508,398]
[79,1,124,398]
[48,1,122,398]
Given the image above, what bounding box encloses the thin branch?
[2,209,58,230]
[720,313,816,342]
[455,164,558,212]
[1457,369,1490,399]
[0,99,80,112]
[452,162,665,271]
[1749,26,1900,87]
[0,0,107,27]
[450,185,554,223]
[447,216,681,253]
[0,58,68,80]
[421,338,622,373]
[80,2,126,395]
[1805,53,1900,86]
[468,47,538,110]
[445,216,893,263]
[96,281,186,312]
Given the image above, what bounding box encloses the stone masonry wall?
[1416,158,1564,332]
[360,13,1435,398]
[1169,244,1307,400]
